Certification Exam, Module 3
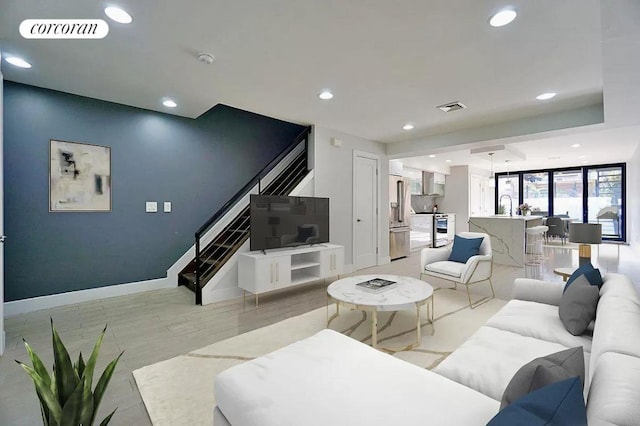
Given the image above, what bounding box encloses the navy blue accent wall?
[3,81,306,301]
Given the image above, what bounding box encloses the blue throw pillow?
[583,268,603,288]
[448,235,484,263]
[487,377,587,426]
[564,263,593,292]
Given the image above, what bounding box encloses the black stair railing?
[194,127,311,304]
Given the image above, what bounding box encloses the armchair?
[420,232,494,308]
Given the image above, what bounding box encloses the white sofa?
[213,273,640,425]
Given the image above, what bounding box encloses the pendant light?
[488,153,496,187]
[504,160,512,189]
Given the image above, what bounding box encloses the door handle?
[357,219,362,222]
[0,235,6,243]
[276,263,279,282]
[270,264,274,284]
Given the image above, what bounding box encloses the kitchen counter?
[468,215,544,267]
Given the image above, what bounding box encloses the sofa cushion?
[589,294,640,380]
[559,274,600,336]
[489,377,586,426]
[434,326,585,401]
[587,352,640,426]
[214,329,499,426]
[424,260,464,278]
[598,273,640,303]
[486,300,592,352]
[448,235,484,263]
[500,347,585,409]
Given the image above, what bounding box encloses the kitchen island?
[468,215,544,267]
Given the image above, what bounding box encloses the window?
[497,174,519,215]
[522,172,549,215]
[552,169,582,219]
[587,166,623,238]
[494,163,625,241]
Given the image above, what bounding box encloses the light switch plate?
[164,201,172,213]
[146,201,158,213]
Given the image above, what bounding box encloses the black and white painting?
[49,140,111,211]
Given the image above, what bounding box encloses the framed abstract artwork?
[49,139,112,212]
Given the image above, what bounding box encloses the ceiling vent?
[436,101,467,112]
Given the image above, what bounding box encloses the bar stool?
[525,225,548,278]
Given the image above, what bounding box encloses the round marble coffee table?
[326,274,434,349]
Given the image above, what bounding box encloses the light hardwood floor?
[1,243,638,425]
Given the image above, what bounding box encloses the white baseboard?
[4,277,175,317]
[378,256,391,265]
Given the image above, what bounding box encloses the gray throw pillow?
[500,347,585,409]
[559,274,600,336]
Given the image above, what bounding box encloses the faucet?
[499,194,513,216]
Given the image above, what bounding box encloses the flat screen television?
[250,194,330,251]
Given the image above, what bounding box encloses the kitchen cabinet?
[410,215,433,232]
[410,214,433,250]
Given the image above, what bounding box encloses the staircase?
[178,128,311,304]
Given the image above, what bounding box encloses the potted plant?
[16,319,123,426]
[519,203,531,215]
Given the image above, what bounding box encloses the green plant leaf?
[16,361,63,425]
[24,340,52,388]
[50,319,80,406]
[76,352,86,379]
[91,351,123,425]
[82,325,107,391]
[60,378,85,426]
[23,339,53,424]
[99,408,117,426]
[79,369,95,426]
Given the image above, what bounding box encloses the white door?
[0,71,5,355]
[353,153,378,270]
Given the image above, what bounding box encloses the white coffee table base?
[326,275,434,351]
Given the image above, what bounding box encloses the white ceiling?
[399,126,640,173]
[0,0,604,144]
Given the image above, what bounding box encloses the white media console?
[238,244,344,306]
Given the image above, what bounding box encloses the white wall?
[312,126,389,269]
[1,66,4,355]
[438,166,470,233]
[628,142,640,253]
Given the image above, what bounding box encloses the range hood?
[422,172,445,196]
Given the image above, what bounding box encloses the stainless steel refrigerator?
[389,175,411,259]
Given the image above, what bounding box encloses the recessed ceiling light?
[489,9,517,27]
[578,155,586,159]
[403,124,414,130]
[582,161,588,164]
[428,154,436,158]
[197,53,215,64]
[445,159,452,163]
[104,6,133,24]
[162,99,177,108]
[571,143,581,148]
[536,92,557,100]
[318,90,333,100]
[5,56,32,68]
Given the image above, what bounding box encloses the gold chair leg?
[466,285,474,309]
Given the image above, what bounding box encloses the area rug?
[133,288,507,426]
